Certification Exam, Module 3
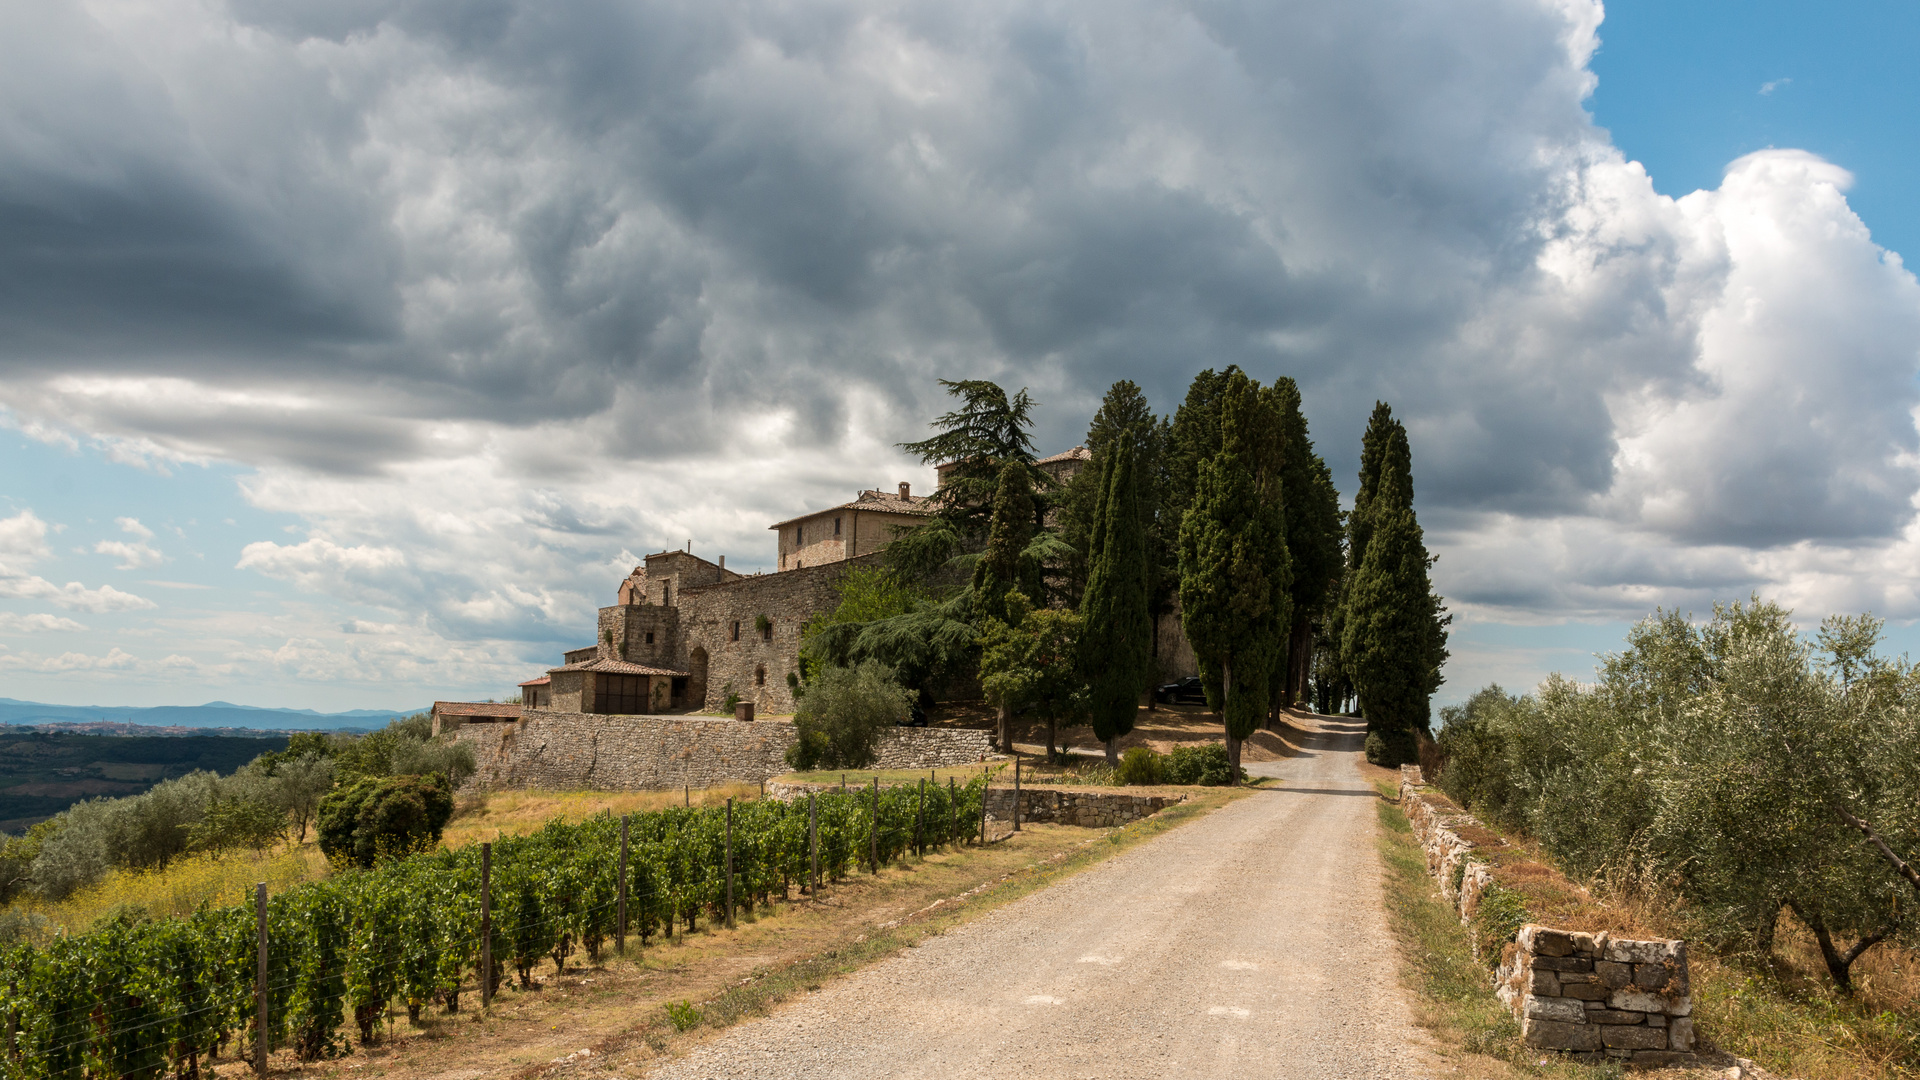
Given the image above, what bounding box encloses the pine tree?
[1178,373,1291,775]
[1273,378,1343,708]
[1080,436,1151,764]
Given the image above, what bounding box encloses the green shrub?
[1364,729,1417,767]
[665,1000,702,1031]
[784,661,913,771]
[185,794,286,854]
[1468,881,1530,966]
[318,773,454,868]
[1162,744,1239,786]
[1117,747,1163,785]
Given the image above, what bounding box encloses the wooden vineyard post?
[869,777,879,874]
[725,797,735,929]
[948,776,957,849]
[759,778,765,799]
[684,784,689,807]
[808,793,819,894]
[914,779,925,857]
[480,843,493,1010]
[617,815,630,955]
[840,773,846,793]
[254,882,267,1077]
[979,767,988,845]
[1013,759,1022,832]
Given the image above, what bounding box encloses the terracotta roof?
[548,657,690,677]
[1036,446,1090,467]
[517,676,551,687]
[432,701,522,720]
[768,489,932,529]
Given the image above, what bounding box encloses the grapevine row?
[0,777,986,1080]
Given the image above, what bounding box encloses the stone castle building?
[515,449,1094,718]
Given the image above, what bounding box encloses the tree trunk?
[1788,899,1897,996]
[1221,656,1241,779]
[1289,617,1314,710]
[996,702,1012,753]
[1046,715,1058,761]
[1105,736,1119,767]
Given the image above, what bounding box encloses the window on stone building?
[755,664,766,686]
[834,517,841,536]
[645,631,655,645]
[760,619,773,642]
[730,621,740,641]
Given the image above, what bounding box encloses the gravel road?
[646,713,1427,1079]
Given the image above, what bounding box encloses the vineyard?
[0,776,987,1079]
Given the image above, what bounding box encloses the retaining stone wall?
[450,710,994,791]
[1399,767,1697,1067]
[986,787,1184,828]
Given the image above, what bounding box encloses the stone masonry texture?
[1398,766,1697,1066]
[452,710,995,791]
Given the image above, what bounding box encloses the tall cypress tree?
[1340,416,1449,764]
[973,459,1037,627]
[1178,374,1291,775]
[1273,379,1344,708]
[1080,436,1151,764]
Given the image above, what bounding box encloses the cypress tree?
[1178,373,1291,775]
[1339,421,1449,765]
[973,459,1037,628]
[1274,378,1344,708]
[1080,436,1151,764]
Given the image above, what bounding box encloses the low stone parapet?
[1399,769,1697,1066]
[987,787,1184,828]
[1505,926,1695,1065]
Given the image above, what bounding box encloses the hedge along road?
[645,713,1430,1080]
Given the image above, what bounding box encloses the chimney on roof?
[719,555,726,569]
[899,481,911,499]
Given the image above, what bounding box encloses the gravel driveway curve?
[645,714,1427,1079]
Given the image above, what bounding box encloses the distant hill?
[0,730,297,832]
[0,698,423,733]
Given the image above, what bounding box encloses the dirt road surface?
[645,714,1428,1079]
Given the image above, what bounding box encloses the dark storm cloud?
[3,0,1918,620]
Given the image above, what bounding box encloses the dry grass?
[13,846,331,935]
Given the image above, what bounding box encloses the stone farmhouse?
[451,449,1095,725]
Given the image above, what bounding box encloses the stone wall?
[871,727,995,768]
[986,787,1185,828]
[450,709,995,791]
[676,556,879,714]
[1399,767,1697,1066]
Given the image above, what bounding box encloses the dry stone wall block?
[1399,773,1700,1067]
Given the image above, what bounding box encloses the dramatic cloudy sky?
[2,0,1917,712]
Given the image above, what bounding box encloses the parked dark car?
[897,700,929,727]
[1154,676,1207,705]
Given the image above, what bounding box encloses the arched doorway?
[688,646,709,712]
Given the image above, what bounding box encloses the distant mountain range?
[0,698,426,734]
